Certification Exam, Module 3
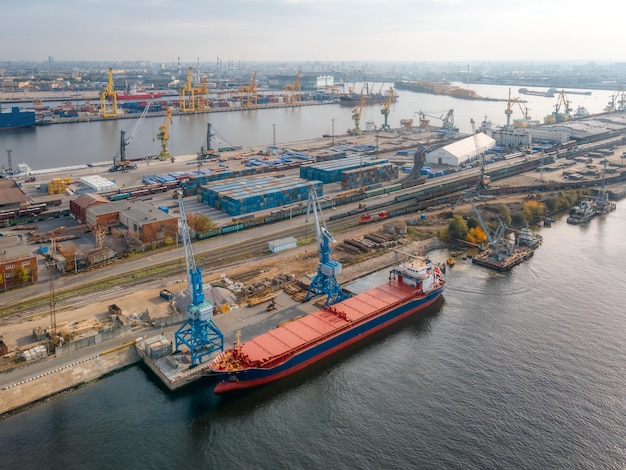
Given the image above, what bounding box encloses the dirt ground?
[0,190,554,353]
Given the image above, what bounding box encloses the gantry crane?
[173,189,224,367]
[283,71,302,105]
[350,89,366,135]
[238,72,258,108]
[303,185,351,306]
[99,68,118,118]
[194,73,210,111]
[179,67,195,112]
[380,86,395,131]
[157,107,173,161]
[111,102,151,172]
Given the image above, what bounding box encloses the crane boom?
[304,185,350,306]
[173,189,224,366]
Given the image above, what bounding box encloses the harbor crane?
[350,89,366,135]
[304,185,351,306]
[194,73,210,112]
[99,68,118,118]
[157,107,173,161]
[198,122,219,160]
[239,72,258,108]
[380,86,395,131]
[111,102,151,172]
[283,71,302,105]
[173,189,224,367]
[416,109,458,135]
[179,67,195,112]
[454,188,510,260]
[470,118,491,189]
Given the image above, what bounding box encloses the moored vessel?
[567,199,597,224]
[0,106,36,130]
[208,256,445,393]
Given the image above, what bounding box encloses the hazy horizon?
[5,0,624,64]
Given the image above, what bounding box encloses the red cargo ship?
[208,256,445,393]
[113,90,163,101]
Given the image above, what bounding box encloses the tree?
[447,214,468,242]
[18,266,31,285]
[498,204,512,226]
[466,226,487,245]
[187,213,215,234]
[522,200,545,224]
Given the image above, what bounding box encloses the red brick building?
[69,193,109,224]
[0,236,38,291]
[86,200,178,244]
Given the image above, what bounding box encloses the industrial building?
[425,133,496,166]
[69,193,110,224]
[0,179,29,210]
[85,200,178,244]
[0,236,38,290]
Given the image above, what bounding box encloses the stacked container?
[340,163,398,190]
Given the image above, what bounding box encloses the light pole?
[272,124,276,147]
[331,119,335,146]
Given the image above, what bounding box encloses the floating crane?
[110,102,151,172]
[454,187,510,259]
[99,67,118,118]
[173,189,224,367]
[179,67,195,112]
[156,107,173,161]
[380,86,395,131]
[304,185,351,306]
[283,71,302,105]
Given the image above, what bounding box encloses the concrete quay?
[0,237,445,417]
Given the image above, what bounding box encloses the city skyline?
[5,0,624,64]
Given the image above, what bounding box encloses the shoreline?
[0,237,445,418]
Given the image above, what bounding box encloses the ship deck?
[239,279,417,366]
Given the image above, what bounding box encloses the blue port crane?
[304,185,351,306]
[173,189,224,367]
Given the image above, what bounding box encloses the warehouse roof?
[440,133,496,159]
[0,236,31,262]
[0,179,29,208]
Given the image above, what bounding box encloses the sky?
[4,0,625,64]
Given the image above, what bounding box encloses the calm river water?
[0,83,618,170]
[0,83,624,469]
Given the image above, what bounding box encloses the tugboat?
[517,227,542,248]
[567,199,597,224]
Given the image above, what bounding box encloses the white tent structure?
[425,133,496,167]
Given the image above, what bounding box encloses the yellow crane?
[99,67,118,118]
[194,73,210,111]
[283,71,302,105]
[380,86,395,131]
[157,107,173,161]
[238,72,258,108]
[350,89,366,135]
[179,67,195,112]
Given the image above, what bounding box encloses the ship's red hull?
[212,292,442,394]
[114,92,163,101]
